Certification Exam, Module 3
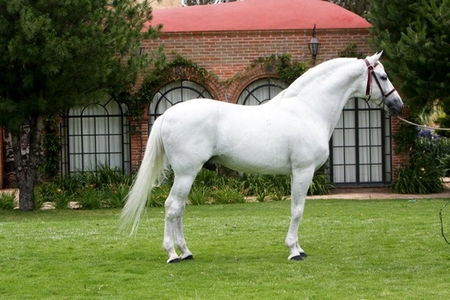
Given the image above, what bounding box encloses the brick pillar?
[391,108,411,181]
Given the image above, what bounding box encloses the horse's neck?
[280,58,364,138]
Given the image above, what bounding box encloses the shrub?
[34,166,133,209]
[75,185,104,209]
[392,130,450,194]
[34,182,73,209]
[105,184,129,208]
[0,192,16,210]
[189,186,211,205]
[308,172,333,196]
[33,163,332,210]
[212,185,246,204]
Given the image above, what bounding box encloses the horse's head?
[363,52,403,116]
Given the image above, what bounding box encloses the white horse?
[121,52,403,263]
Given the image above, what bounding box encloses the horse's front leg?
[286,168,314,261]
[163,174,195,263]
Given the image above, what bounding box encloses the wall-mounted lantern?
[308,24,320,63]
[138,42,144,56]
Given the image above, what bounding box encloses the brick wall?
[141,29,373,82]
[391,108,411,179]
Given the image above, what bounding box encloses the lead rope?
[440,202,450,245]
[397,116,450,245]
[396,116,450,131]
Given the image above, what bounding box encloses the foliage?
[0,0,160,130]
[40,116,61,180]
[212,185,246,204]
[308,173,333,196]
[0,0,160,210]
[35,165,134,209]
[251,53,307,84]
[0,192,15,210]
[148,183,171,207]
[392,117,421,154]
[368,0,450,117]
[337,42,366,58]
[391,130,450,193]
[2,200,450,299]
[34,182,73,210]
[182,0,238,5]
[33,165,332,210]
[330,0,371,16]
[125,52,214,120]
[275,53,308,84]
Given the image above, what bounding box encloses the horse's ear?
[366,51,383,65]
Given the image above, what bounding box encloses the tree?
[0,0,160,210]
[182,0,237,6]
[367,0,450,117]
[330,0,370,16]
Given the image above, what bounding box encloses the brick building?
[0,0,408,189]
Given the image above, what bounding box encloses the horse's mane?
[280,57,359,99]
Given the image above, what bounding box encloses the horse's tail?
[120,116,168,234]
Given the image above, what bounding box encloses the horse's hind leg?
[163,173,196,263]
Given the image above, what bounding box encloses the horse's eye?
[381,74,388,80]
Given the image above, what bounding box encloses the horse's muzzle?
[387,97,403,116]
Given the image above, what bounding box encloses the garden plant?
[27,165,331,210]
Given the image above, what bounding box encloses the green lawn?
[1,199,450,299]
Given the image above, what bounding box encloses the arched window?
[148,80,213,128]
[61,98,131,175]
[237,78,288,105]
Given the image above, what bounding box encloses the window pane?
[149,81,213,128]
[237,78,288,105]
[63,98,130,175]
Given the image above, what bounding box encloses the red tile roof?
[149,0,371,32]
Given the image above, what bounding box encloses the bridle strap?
[372,71,396,98]
[364,59,374,98]
[363,58,396,100]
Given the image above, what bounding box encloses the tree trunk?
[11,115,44,211]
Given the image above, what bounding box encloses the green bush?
[34,182,73,209]
[308,172,332,196]
[392,132,450,194]
[35,166,133,209]
[0,192,16,210]
[212,185,246,204]
[105,183,129,208]
[149,185,170,207]
[189,186,211,205]
[75,186,104,209]
[33,164,332,210]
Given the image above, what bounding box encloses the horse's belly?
[211,157,291,175]
[210,144,292,175]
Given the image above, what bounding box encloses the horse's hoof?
[182,254,194,260]
[167,257,182,264]
[300,252,307,258]
[289,255,304,261]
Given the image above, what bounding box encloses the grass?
[1,199,450,299]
